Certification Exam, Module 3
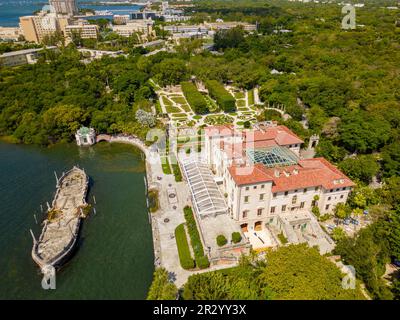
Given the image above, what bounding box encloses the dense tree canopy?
[183,245,364,300]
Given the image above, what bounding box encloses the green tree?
[381,141,400,178]
[153,58,188,87]
[334,221,393,299]
[259,244,364,300]
[147,268,178,300]
[331,227,346,242]
[214,26,245,50]
[334,203,350,222]
[339,155,379,184]
[389,209,400,261]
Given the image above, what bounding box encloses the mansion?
[180,122,354,254]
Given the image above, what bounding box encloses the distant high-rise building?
[49,0,79,16]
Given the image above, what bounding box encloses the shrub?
[196,256,210,269]
[205,80,236,112]
[331,227,346,242]
[243,120,251,128]
[319,214,332,222]
[231,232,242,244]
[183,206,205,258]
[217,235,228,247]
[312,206,320,218]
[148,189,159,213]
[183,206,210,269]
[278,232,288,244]
[175,224,195,270]
[181,81,209,114]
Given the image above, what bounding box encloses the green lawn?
[175,224,195,270]
[166,105,182,113]
[171,96,187,105]
[161,156,172,175]
[248,89,255,106]
[234,91,245,99]
[172,112,187,117]
[161,95,173,106]
[180,104,192,112]
[236,100,246,107]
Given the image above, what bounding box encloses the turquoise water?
[0,141,154,299]
[0,0,142,27]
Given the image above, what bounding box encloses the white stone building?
[75,127,96,146]
[198,123,355,253]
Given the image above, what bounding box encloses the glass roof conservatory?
[246,146,298,168]
[181,161,228,218]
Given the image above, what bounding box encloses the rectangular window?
[284,191,289,196]
[342,187,346,191]
[300,202,305,209]
[282,205,286,212]
[292,196,297,204]
[245,186,249,191]
[340,194,344,199]
[261,184,265,189]
[257,208,263,216]
[273,193,277,198]
[325,204,330,210]
[244,196,249,203]
[315,187,319,191]
[328,196,331,201]
[303,188,307,193]
[259,193,264,201]
[270,206,276,213]
[242,211,247,218]
[253,185,257,189]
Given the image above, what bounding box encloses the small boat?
[31,166,89,274]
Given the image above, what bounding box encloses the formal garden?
[155,79,263,129]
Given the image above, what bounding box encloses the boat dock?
[31,166,89,273]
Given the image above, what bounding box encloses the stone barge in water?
[31,166,89,274]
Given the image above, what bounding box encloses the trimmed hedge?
[181,81,209,114]
[231,232,242,244]
[183,206,210,269]
[196,256,210,269]
[217,234,228,247]
[175,224,195,270]
[205,80,236,112]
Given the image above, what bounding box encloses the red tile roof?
[228,158,355,190]
[228,164,273,185]
[204,125,236,138]
[243,125,303,146]
[205,124,303,146]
